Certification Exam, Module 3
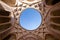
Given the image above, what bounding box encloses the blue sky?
[19,8,42,30]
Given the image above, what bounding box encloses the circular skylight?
[19,8,42,30]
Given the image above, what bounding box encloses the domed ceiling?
[0,0,60,40]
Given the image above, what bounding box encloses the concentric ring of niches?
[13,1,45,36]
[13,1,45,39]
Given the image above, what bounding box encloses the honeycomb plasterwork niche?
[18,34,43,40]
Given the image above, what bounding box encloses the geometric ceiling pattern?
[0,0,60,40]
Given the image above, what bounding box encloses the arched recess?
[0,7,14,39]
[45,2,60,40]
